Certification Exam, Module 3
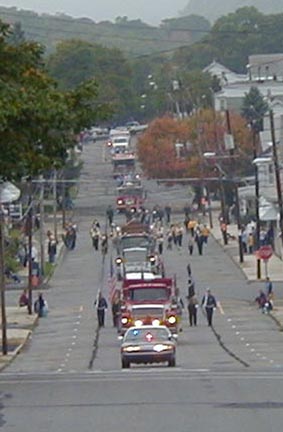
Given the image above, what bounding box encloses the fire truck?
[119,278,180,336]
[116,181,145,213]
[112,152,135,179]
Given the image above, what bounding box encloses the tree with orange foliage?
[137,116,190,178]
[137,110,253,180]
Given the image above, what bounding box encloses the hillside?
[182,0,283,23]
[0,6,208,57]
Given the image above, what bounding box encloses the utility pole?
[252,127,261,279]
[61,178,66,229]
[270,109,283,245]
[234,183,244,263]
[27,196,33,315]
[39,176,45,278]
[0,208,8,355]
[53,170,58,242]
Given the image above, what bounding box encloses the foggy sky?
[0,1,190,25]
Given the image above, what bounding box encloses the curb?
[0,314,39,372]
[211,233,250,282]
[269,312,283,332]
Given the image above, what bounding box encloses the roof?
[215,80,283,98]
[203,60,246,84]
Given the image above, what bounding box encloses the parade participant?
[187,295,198,326]
[164,205,172,224]
[90,223,100,250]
[106,205,114,225]
[201,288,217,326]
[188,235,194,255]
[95,292,108,327]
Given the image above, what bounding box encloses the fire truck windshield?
[121,236,151,249]
[130,288,169,301]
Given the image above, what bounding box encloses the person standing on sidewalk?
[201,288,217,326]
[47,233,57,263]
[95,292,108,327]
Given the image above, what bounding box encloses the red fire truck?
[119,278,180,336]
[116,181,145,213]
[112,152,135,179]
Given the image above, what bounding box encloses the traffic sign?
[257,245,273,261]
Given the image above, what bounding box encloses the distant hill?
[181,0,283,23]
[0,6,208,57]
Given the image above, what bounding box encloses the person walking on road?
[106,205,114,226]
[187,295,198,326]
[188,235,194,255]
[164,205,172,224]
[188,277,195,299]
[201,288,217,326]
[90,223,101,250]
[95,292,108,327]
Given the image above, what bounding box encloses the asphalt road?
[1,136,283,431]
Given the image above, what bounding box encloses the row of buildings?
[205,54,283,257]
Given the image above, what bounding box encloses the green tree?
[241,86,268,131]
[47,39,137,123]
[0,20,111,180]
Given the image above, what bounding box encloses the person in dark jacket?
[187,295,198,326]
[34,293,46,317]
[201,288,217,326]
[95,292,108,327]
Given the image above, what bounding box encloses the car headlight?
[153,344,172,352]
[134,320,143,327]
[117,199,123,205]
[168,316,176,324]
[152,319,160,326]
[123,346,141,352]
[121,317,129,325]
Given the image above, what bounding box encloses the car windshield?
[124,327,170,342]
[129,287,169,301]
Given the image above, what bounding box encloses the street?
[1,136,283,431]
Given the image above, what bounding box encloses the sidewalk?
[0,215,67,370]
[208,209,283,331]
[210,214,283,282]
[0,307,39,371]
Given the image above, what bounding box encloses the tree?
[47,39,137,123]
[0,20,111,180]
[137,117,190,178]
[241,86,268,131]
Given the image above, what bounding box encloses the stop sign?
[257,245,273,260]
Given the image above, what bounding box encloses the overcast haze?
[0,1,190,24]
